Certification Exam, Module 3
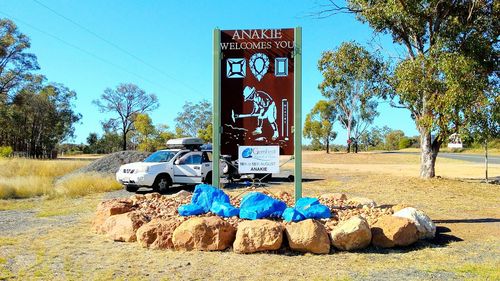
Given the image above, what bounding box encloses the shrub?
[0,146,13,158]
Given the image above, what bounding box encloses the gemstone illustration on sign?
[230,86,279,141]
[249,53,269,81]
[275,57,288,77]
[226,58,246,78]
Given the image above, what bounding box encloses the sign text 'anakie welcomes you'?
[220,29,294,50]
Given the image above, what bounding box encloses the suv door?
[173,152,203,184]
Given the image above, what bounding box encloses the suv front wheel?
[153,175,171,194]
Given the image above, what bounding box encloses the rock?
[168,190,191,200]
[172,216,236,251]
[233,220,283,254]
[393,207,436,239]
[130,194,146,205]
[320,193,347,201]
[391,204,412,213]
[145,192,162,200]
[330,216,371,251]
[285,219,330,254]
[93,199,134,234]
[136,218,182,249]
[103,211,148,242]
[348,197,376,208]
[371,215,418,248]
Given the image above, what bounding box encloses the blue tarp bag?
[210,201,240,217]
[178,203,205,216]
[291,197,331,220]
[282,207,306,222]
[239,192,287,220]
[191,184,230,212]
[301,204,331,219]
[295,197,320,212]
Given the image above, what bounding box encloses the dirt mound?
[78,151,151,175]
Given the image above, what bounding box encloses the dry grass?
[0,151,499,280]
[53,172,122,198]
[0,158,121,199]
[0,158,87,178]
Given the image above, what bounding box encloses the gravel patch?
[0,209,80,236]
[77,151,151,175]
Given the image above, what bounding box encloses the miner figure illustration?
[243,86,279,141]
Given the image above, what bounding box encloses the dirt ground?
[0,151,499,280]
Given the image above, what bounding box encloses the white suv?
[116,138,222,193]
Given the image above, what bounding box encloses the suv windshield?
[143,151,177,163]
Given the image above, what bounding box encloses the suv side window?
[179,153,202,165]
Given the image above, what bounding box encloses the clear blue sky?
[0,0,418,145]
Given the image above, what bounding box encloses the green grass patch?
[455,263,500,280]
[0,237,18,246]
[37,196,98,217]
[0,199,38,211]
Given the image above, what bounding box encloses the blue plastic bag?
[191,184,230,212]
[282,207,306,222]
[295,197,320,212]
[301,204,331,219]
[239,192,287,220]
[178,203,205,216]
[210,201,240,217]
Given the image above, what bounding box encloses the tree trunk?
[419,129,440,178]
[485,140,488,183]
[326,137,330,154]
[122,131,127,151]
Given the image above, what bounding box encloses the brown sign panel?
[220,28,295,157]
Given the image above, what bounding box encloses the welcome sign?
[219,28,295,157]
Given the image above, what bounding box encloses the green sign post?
[212,28,222,188]
[212,27,302,202]
[293,27,302,202]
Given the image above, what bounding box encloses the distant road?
[382,151,500,164]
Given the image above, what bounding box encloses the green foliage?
[303,100,337,153]
[134,114,175,152]
[398,137,412,149]
[384,130,405,151]
[0,146,12,157]
[323,0,498,177]
[174,100,212,140]
[0,19,80,158]
[198,123,213,143]
[318,42,387,151]
[93,83,159,151]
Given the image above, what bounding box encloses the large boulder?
[371,215,418,248]
[285,219,330,254]
[102,211,147,242]
[393,207,436,239]
[348,197,377,208]
[136,218,183,249]
[172,216,236,251]
[233,220,283,254]
[93,199,134,234]
[330,216,371,251]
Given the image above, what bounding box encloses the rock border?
[93,191,436,254]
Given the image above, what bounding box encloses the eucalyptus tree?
[317,0,498,177]
[303,100,337,153]
[318,42,386,153]
[93,83,159,151]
